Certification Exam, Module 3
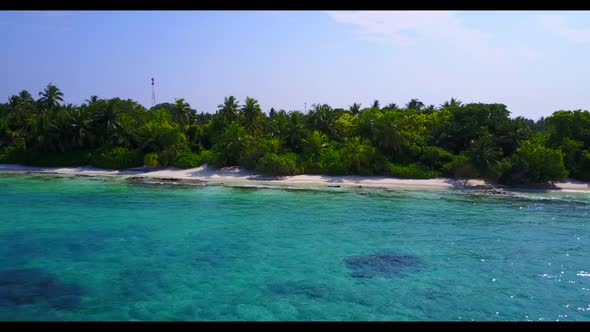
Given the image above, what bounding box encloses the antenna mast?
[151,77,156,107]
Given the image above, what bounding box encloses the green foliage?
[238,137,281,170]
[0,138,27,164]
[420,146,453,170]
[466,134,503,176]
[335,113,358,139]
[144,152,160,168]
[576,150,590,181]
[173,151,203,169]
[319,146,348,176]
[199,149,222,168]
[1,84,589,186]
[21,150,92,167]
[545,110,590,149]
[556,138,590,180]
[214,122,248,166]
[302,130,329,161]
[442,155,480,179]
[91,146,143,169]
[255,153,300,176]
[341,136,375,175]
[387,163,441,179]
[499,140,568,184]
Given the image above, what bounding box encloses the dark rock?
[126,176,145,183]
[283,187,317,193]
[344,253,423,279]
[231,186,260,191]
[0,268,83,310]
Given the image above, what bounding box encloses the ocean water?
[0,173,590,321]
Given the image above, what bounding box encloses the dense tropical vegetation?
[1,84,588,185]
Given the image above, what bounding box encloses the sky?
[1,10,590,120]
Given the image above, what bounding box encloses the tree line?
[1,83,589,185]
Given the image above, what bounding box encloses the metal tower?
[151,77,156,107]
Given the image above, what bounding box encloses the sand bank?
[1,164,589,192]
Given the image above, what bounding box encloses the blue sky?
[1,11,589,119]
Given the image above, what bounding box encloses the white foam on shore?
[1,163,589,192]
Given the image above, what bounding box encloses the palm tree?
[497,117,531,155]
[441,98,462,108]
[241,97,263,135]
[286,111,307,152]
[8,90,34,109]
[349,103,362,116]
[219,122,247,165]
[308,104,338,138]
[302,130,329,160]
[218,96,240,123]
[468,134,503,174]
[46,116,68,152]
[383,103,398,110]
[343,136,372,174]
[140,120,184,157]
[85,96,99,106]
[379,122,405,160]
[428,120,452,148]
[91,99,122,146]
[406,99,424,110]
[66,107,93,148]
[38,83,64,111]
[173,98,194,130]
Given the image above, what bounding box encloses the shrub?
[320,147,348,176]
[238,138,281,171]
[372,153,391,175]
[91,147,143,169]
[0,143,92,167]
[301,157,322,175]
[157,150,173,167]
[23,150,92,167]
[442,155,480,179]
[420,146,454,170]
[255,153,299,176]
[387,163,440,179]
[173,151,202,169]
[499,140,568,184]
[575,150,590,181]
[199,149,222,168]
[144,152,160,168]
[0,137,27,164]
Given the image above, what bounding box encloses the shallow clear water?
[1,173,590,321]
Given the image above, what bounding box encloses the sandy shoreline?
[1,163,589,193]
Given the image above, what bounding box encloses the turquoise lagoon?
[0,173,589,321]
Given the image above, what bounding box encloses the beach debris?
[344,253,423,279]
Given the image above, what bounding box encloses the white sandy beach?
[1,163,589,192]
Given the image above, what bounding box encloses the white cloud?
[537,14,590,43]
[326,11,542,64]
[326,11,492,48]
